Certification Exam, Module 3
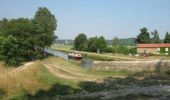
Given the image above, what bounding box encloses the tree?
[0,35,24,65]
[112,37,119,46]
[87,36,107,52]
[34,7,57,50]
[164,32,170,43]
[74,33,88,51]
[136,27,150,44]
[0,7,57,66]
[87,36,98,52]
[97,36,107,52]
[151,30,160,43]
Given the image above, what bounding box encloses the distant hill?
[107,38,136,46]
[55,38,136,46]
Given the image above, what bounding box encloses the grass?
[0,60,59,100]
[1,55,170,99]
[52,44,73,50]
[0,56,130,99]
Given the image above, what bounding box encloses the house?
[137,44,170,55]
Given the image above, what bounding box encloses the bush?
[129,47,137,54]
[160,48,165,54]
[103,47,113,53]
[119,46,130,55]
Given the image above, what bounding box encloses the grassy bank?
[0,60,60,100]
[51,44,139,61]
[1,56,170,99]
[0,56,131,100]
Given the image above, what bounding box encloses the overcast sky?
[0,0,170,39]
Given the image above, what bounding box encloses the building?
[137,44,170,55]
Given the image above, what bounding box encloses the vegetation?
[112,36,119,46]
[0,60,58,100]
[151,30,160,43]
[0,56,133,99]
[87,36,107,52]
[0,7,57,65]
[74,33,107,53]
[164,32,170,43]
[136,27,150,44]
[74,33,88,51]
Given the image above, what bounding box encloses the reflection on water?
[45,48,93,68]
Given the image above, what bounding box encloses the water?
[45,48,93,68]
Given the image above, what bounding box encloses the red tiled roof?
[137,44,170,48]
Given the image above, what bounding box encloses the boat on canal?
[68,52,83,59]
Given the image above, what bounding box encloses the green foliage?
[151,30,160,43]
[164,32,170,43]
[34,7,57,48]
[74,34,107,52]
[129,47,137,54]
[87,36,107,52]
[103,47,113,53]
[0,7,57,66]
[112,46,135,55]
[74,33,88,51]
[136,27,150,44]
[97,36,107,52]
[112,37,119,46]
[87,36,98,52]
[118,46,130,55]
[160,48,165,54]
[0,35,24,65]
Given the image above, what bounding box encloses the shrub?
[118,46,130,55]
[160,47,165,54]
[103,47,113,53]
[129,47,137,54]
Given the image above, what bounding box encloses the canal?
[45,48,93,68]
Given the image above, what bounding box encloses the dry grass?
[0,61,53,99]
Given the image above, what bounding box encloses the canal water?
[45,48,93,68]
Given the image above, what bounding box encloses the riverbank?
[0,57,130,99]
[50,46,141,61]
[51,44,170,61]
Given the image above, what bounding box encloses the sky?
[0,0,170,39]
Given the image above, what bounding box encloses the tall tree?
[87,36,98,52]
[151,30,160,43]
[97,36,107,52]
[112,37,119,46]
[164,32,170,43]
[34,7,57,49]
[87,36,107,52]
[0,7,57,65]
[136,27,150,44]
[74,33,88,51]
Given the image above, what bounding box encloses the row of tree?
[0,7,57,65]
[74,33,107,52]
[136,27,170,44]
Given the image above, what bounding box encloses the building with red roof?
[137,44,170,54]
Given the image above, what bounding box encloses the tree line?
[0,7,57,66]
[136,27,170,44]
[74,33,136,55]
[74,33,107,53]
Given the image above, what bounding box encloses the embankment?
[93,60,170,72]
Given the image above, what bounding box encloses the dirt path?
[13,61,35,72]
[42,63,100,81]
